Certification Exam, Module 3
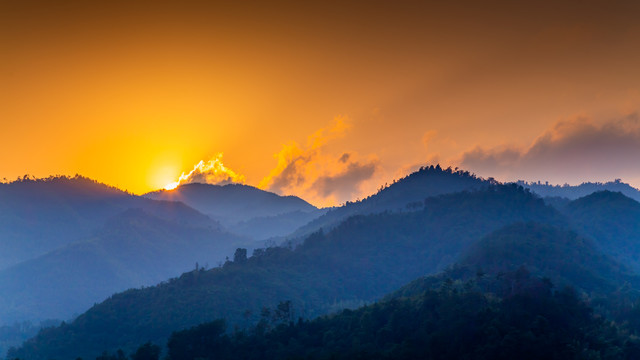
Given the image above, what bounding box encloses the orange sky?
[3,0,640,206]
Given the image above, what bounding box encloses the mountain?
[559,191,640,272]
[0,176,221,271]
[287,165,490,240]
[9,184,563,360]
[462,222,639,294]
[144,183,323,239]
[0,176,133,269]
[391,222,640,299]
[0,208,247,324]
[519,179,640,202]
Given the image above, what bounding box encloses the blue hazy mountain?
[519,179,640,202]
[0,176,221,270]
[144,183,324,239]
[559,191,640,272]
[0,208,248,324]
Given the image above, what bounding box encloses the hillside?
[559,191,640,272]
[0,208,247,324]
[390,222,640,299]
[288,165,490,239]
[144,183,320,238]
[73,222,640,360]
[0,176,134,269]
[162,276,634,360]
[462,222,639,294]
[0,176,219,271]
[9,184,563,360]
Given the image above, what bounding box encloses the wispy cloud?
[259,117,378,206]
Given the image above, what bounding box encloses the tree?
[233,248,247,263]
[131,343,160,360]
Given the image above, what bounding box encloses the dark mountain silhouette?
[144,183,322,239]
[559,191,640,272]
[162,276,633,360]
[519,179,640,202]
[9,184,563,360]
[0,208,247,324]
[287,165,490,240]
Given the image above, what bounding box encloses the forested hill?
[393,222,640,300]
[161,273,638,360]
[288,165,489,239]
[0,176,133,269]
[561,191,640,272]
[0,176,218,270]
[9,184,561,360]
[520,179,640,202]
[144,183,318,225]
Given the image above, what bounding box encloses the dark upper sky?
[3,0,640,205]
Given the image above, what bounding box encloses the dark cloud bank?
[461,114,640,184]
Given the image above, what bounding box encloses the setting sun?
[149,162,182,192]
[164,181,179,191]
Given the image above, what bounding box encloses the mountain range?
[4,168,640,359]
[0,176,320,328]
[144,183,324,240]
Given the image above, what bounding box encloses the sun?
[148,162,181,192]
[164,181,179,191]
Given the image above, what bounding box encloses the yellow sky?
[3,0,640,206]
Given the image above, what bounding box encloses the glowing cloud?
[164,153,245,190]
[259,117,378,206]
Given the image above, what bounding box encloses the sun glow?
[164,181,180,190]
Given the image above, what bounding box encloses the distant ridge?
[288,165,490,238]
[519,179,640,202]
[144,183,320,237]
[0,175,135,269]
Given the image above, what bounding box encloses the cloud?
[460,113,640,183]
[311,160,378,200]
[259,117,378,206]
[166,153,245,189]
